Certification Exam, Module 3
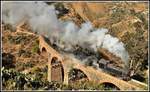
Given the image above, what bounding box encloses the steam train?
[98,59,129,79]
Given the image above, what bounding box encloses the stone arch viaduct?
[38,35,142,90]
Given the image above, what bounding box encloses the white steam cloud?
[2,2,129,64]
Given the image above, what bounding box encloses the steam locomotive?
[98,59,130,80]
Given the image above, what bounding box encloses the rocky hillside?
[2,2,148,90]
[61,2,148,83]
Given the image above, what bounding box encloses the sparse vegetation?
[18,49,31,58]
[122,27,148,83]
[8,35,27,44]
[110,7,127,23]
[2,67,60,90]
[2,67,117,90]
[2,23,15,31]
[54,3,69,18]
[24,62,34,68]
[31,40,40,54]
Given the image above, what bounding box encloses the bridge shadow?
[2,52,16,68]
[68,68,89,83]
[100,82,120,90]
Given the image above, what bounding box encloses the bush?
[2,68,119,90]
[121,28,148,80]
[67,81,105,90]
[18,49,31,58]
[2,53,15,68]
[2,67,56,90]
[31,67,42,73]
[31,40,39,54]
[24,62,34,68]
[8,35,27,44]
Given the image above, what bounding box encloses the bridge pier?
[63,70,69,85]
[47,55,52,82]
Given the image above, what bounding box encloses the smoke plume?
[2,1,129,65]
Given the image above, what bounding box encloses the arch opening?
[51,57,64,82]
[51,57,59,64]
[41,47,46,53]
[41,47,49,57]
[100,82,120,90]
[68,68,89,83]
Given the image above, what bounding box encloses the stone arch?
[100,82,120,90]
[71,65,93,81]
[68,68,89,83]
[50,57,64,82]
[41,47,47,53]
[99,80,121,90]
[40,47,49,58]
[51,57,59,64]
